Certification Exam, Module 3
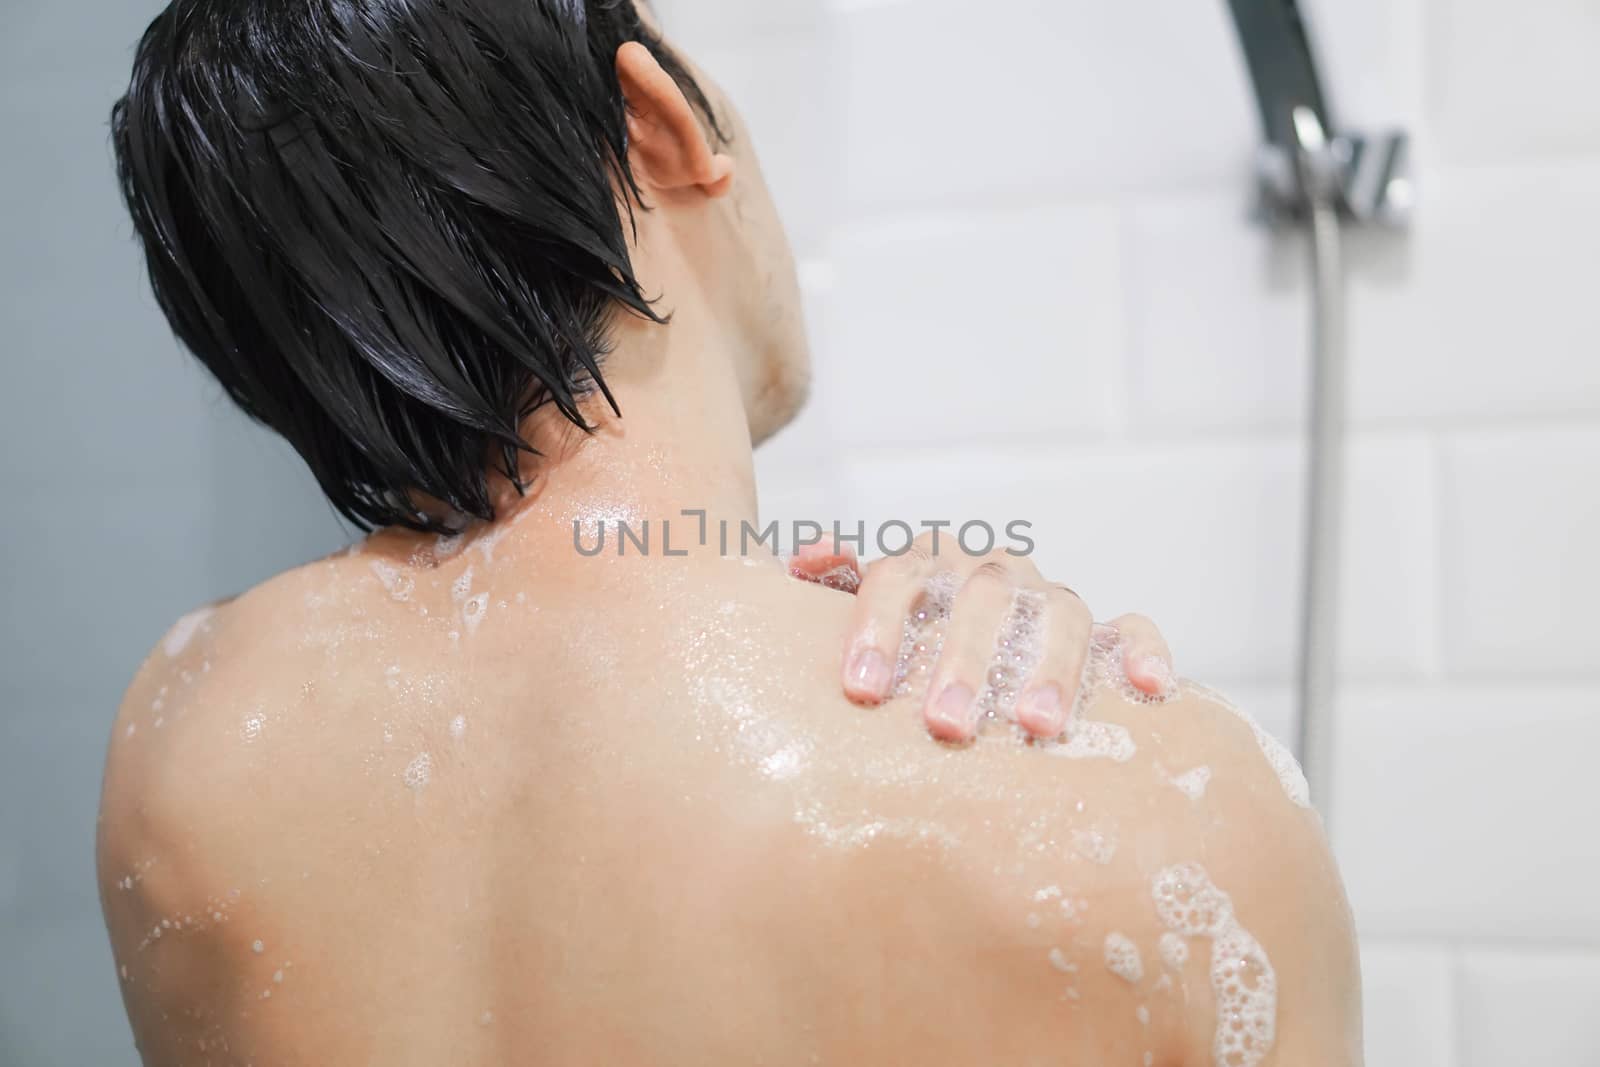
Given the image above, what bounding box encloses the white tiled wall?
[674,0,1600,1062]
[0,4,357,1061]
[3,1,1595,1062]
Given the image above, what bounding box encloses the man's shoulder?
[98,550,391,983]
[118,540,393,707]
[870,680,1356,1064]
[110,555,335,742]
[100,548,377,877]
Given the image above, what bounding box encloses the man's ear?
[615,41,734,198]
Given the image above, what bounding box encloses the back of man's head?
[113,0,720,531]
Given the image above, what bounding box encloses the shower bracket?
[1251,121,1413,231]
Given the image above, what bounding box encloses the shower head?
[1225,0,1412,227]
[1226,0,1333,153]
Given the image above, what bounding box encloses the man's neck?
[492,313,762,557]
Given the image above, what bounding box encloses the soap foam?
[240,711,266,744]
[890,573,960,699]
[793,802,960,852]
[1071,825,1118,865]
[369,561,414,602]
[759,743,808,782]
[1185,683,1310,808]
[1152,863,1276,1067]
[1103,931,1144,984]
[890,580,1170,749]
[1040,641,1141,761]
[975,589,1047,721]
[162,607,215,658]
[472,524,510,565]
[435,532,466,560]
[1052,719,1137,762]
[462,593,489,636]
[1091,633,1179,707]
[403,752,433,791]
[1159,931,1189,969]
[1170,765,1212,801]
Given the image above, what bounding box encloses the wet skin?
[99,478,1360,1066]
[97,4,1360,1062]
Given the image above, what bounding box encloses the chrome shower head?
[1226,0,1412,228]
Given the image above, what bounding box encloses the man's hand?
[789,536,1175,743]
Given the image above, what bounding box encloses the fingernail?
[847,648,891,698]
[930,683,977,733]
[818,565,861,595]
[1091,623,1121,649]
[1138,654,1173,693]
[1019,685,1067,736]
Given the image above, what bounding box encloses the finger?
[788,538,861,594]
[840,547,935,705]
[922,562,1019,743]
[1091,622,1122,650]
[1107,612,1175,696]
[1014,587,1095,739]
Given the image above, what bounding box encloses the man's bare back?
[99,3,1361,1060]
[99,490,1359,1066]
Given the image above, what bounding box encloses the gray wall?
[0,3,350,1062]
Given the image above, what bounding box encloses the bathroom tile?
[1333,684,1600,942]
[752,473,855,554]
[1112,156,1600,435]
[656,0,824,41]
[837,440,1300,682]
[0,479,219,723]
[1438,427,1600,677]
[0,831,18,919]
[202,406,358,589]
[0,75,218,488]
[1126,163,1600,433]
[1337,434,1439,680]
[834,0,1255,213]
[0,3,56,74]
[673,13,842,261]
[0,915,138,1067]
[817,204,1125,447]
[1428,0,1600,164]
[1,706,117,924]
[837,431,1431,686]
[1346,162,1600,423]
[754,421,837,512]
[0,0,161,87]
[1457,947,1600,1067]
[754,415,856,553]
[1124,188,1311,431]
[752,261,847,473]
[1298,0,1426,134]
[1360,941,1457,1067]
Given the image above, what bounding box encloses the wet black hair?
[113,0,722,531]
